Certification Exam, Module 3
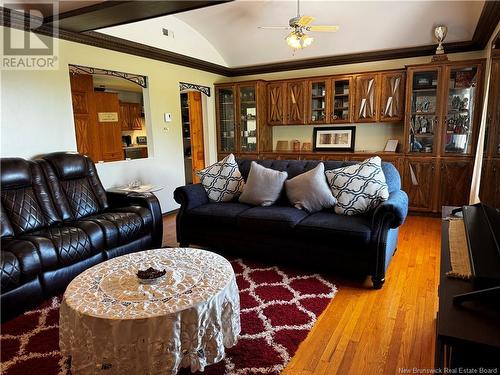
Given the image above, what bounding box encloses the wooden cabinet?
[480,158,500,208]
[485,57,500,157]
[354,73,379,123]
[331,76,353,123]
[307,78,329,124]
[70,74,102,162]
[285,80,306,125]
[438,159,473,207]
[403,157,437,212]
[119,102,143,130]
[216,81,270,156]
[354,70,405,123]
[405,60,484,157]
[379,71,405,122]
[267,82,285,125]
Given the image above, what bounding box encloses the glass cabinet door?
[309,80,328,124]
[238,85,257,153]
[217,87,236,153]
[408,69,440,154]
[443,65,479,155]
[332,78,352,123]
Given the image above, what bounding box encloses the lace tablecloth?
[59,248,240,374]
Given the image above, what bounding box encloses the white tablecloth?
[59,248,240,374]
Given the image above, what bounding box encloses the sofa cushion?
[197,154,245,202]
[325,156,389,216]
[88,207,151,246]
[237,206,308,233]
[296,211,372,247]
[285,162,336,213]
[1,239,42,285]
[239,162,288,207]
[187,202,253,227]
[1,251,21,293]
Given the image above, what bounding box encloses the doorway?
[180,91,205,184]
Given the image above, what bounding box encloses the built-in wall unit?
[215,59,486,213]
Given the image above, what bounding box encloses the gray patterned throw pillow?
[325,156,389,216]
[197,154,245,202]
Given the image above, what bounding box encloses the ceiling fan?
[258,0,339,50]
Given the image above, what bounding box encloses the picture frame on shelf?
[384,139,399,152]
[312,126,355,152]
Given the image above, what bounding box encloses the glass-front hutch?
[215,81,269,157]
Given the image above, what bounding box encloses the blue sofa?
[174,159,408,289]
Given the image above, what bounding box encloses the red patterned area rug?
[1,259,337,375]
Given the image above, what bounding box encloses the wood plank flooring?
[162,214,441,374]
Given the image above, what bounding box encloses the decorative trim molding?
[179,82,211,97]
[1,1,499,77]
[69,64,148,88]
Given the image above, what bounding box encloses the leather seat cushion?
[186,202,253,228]
[237,206,309,233]
[31,224,102,267]
[295,211,373,247]
[89,206,151,245]
[1,251,21,293]
[1,239,42,289]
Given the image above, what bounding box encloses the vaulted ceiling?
[98,0,485,68]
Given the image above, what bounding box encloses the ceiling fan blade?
[258,26,292,30]
[307,25,339,32]
[297,15,315,26]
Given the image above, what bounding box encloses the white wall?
[0,27,222,213]
[98,15,227,66]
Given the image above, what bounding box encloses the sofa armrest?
[106,191,163,248]
[173,184,209,211]
[372,190,409,230]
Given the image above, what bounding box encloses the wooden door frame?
[182,90,206,183]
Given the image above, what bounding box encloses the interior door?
[267,82,285,125]
[379,71,405,122]
[286,80,306,125]
[94,92,124,161]
[188,91,205,183]
[354,73,379,122]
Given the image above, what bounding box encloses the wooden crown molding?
[44,1,233,33]
[1,1,499,77]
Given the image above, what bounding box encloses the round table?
[59,248,240,374]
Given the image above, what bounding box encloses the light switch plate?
[164,113,172,122]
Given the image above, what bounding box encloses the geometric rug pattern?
[1,259,337,375]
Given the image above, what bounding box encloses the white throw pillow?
[239,162,288,206]
[325,156,389,215]
[196,154,245,202]
[285,163,336,213]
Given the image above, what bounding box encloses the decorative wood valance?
[69,64,147,88]
[179,82,210,97]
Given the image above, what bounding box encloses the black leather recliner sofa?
[1,152,163,321]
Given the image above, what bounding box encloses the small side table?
[108,184,163,194]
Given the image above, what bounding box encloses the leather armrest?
[106,191,163,248]
[173,184,209,211]
[372,190,409,230]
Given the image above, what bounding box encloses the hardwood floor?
[162,214,441,374]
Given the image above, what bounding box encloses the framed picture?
[312,126,355,152]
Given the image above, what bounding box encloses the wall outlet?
[164,113,172,122]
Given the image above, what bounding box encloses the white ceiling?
[101,0,484,68]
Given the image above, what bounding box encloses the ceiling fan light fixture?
[286,31,303,49]
[301,34,314,48]
[286,30,313,50]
